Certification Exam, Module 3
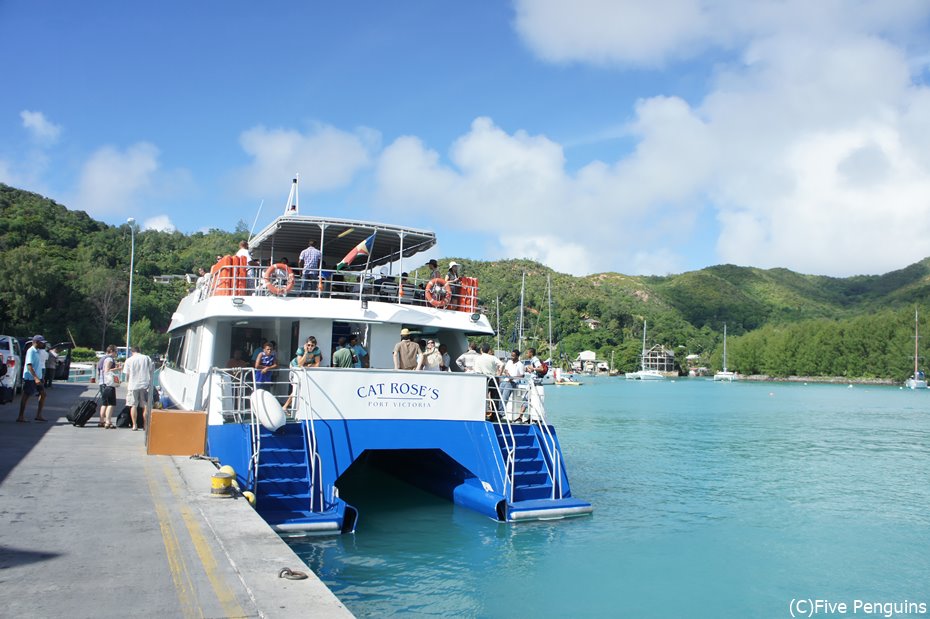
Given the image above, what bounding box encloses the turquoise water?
[289,378,930,617]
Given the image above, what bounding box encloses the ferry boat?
[158,181,592,534]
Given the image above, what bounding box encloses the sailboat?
[625,320,665,380]
[713,323,738,382]
[905,309,927,389]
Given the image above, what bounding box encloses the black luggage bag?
[68,396,99,427]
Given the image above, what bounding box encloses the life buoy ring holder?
[263,263,294,296]
[425,277,451,308]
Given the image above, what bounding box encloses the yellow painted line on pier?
[144,463,201,619]
[160,460,246,619]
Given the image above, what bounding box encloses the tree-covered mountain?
[2,183,928,380]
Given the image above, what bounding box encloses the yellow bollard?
[211,471,233,498]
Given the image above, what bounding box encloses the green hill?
[2,182,929,380]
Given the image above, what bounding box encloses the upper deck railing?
[194,255,479,314]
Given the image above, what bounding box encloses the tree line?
[3,183,929,380]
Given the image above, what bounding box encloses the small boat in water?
[905,309,927,390]
[158,178,592,534]
[626,320,665,380]
[713,323,738,382]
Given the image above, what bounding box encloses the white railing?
[195,262,480,314]
[485,378,563,502]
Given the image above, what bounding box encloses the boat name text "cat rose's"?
[356,382,441,405]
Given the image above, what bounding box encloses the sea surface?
[288,377,930,618]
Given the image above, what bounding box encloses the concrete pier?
[0,383,353,618]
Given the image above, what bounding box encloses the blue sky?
[3,1,930,277]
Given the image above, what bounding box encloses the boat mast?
[641,320,648,371]
[722,323,728,373]
[518,272,526,353]
[547,274,553,360]
[283,173,299,214]
[495,296,501,352]
[914,308,919,379]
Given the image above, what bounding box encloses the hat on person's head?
[400,328,410,337]
[32,335,46,344]
[428,259,438,267]
[449,261,459,268]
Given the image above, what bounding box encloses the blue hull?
[206,419,592,533]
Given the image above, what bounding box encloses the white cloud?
[506,0,930,276]
[376,116,697,275]
[20,110,61,144]
[143,215,176,232]
[235,124,377,199]
[71,143,160,216]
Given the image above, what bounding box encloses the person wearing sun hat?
[17,335,48,423]
[393,328,420,370]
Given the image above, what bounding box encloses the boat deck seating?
[197,255,479,314]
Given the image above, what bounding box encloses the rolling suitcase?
[68,395,99,427]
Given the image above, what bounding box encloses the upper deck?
[169,214,492,336]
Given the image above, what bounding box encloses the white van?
[0,335,23,392]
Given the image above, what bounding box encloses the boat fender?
[242,491,256,506]
[250,389,287,432]
[218,464,236,478]
[425,277,451,308]
[263,263,295,296]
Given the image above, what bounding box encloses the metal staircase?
[254,424,356,535]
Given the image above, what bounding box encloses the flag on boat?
[336,232,376,270]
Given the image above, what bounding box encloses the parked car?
[0,335,23,393]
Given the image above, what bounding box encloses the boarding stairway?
[491,383,593,522]
[253,424,356,535]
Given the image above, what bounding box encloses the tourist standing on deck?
[99,345,120,428]
[456,342,479,372]
[393,328,420,370]
[16,335,47,423]
[500,349,525,417]
[416,339,443,371]
[235,240,251,261]
[298,336,322,367]
[473,343,504,418]
[298,239,322,294]
[349,334,368,368]
[254,343,278,391]
[332,344,354,368]
[123,346,153,431]
[427,259,441,281]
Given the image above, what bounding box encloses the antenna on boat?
[283,173,299,214]
[248,199,264,240]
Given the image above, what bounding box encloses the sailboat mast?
[547,274,553,359]
[723,323,728,372]
[641,320,648,372]
[495,296,501,352]
[914,308,919,378]
[519,272,526,353]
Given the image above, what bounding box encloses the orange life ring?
[425,277,451,308]
[263,263,294,296]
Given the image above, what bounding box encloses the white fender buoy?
[250,389,287,432]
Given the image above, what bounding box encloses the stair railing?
[244,367,262,494]
[487,377,518,503]
[524,380,564,499]
[294,369,326,513]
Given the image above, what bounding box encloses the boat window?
[182,325,201,371]
[166,335,185,369]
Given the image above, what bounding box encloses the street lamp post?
[126,218,136,361]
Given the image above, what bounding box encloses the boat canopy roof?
[248,214,437,270]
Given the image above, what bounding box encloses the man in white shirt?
[473,343,504,419]
[500,350,525,419]
[123,346,154,431]
[456,342,479,372]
